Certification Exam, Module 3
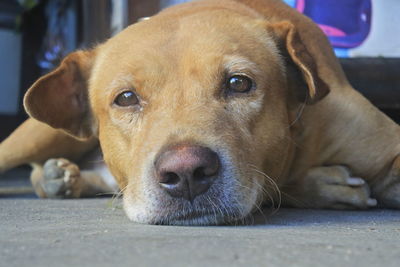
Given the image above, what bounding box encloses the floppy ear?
[267,21,330,104]
[24,50,96,139]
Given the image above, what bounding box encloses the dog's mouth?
[154,209,222,226]
[150,204,245,226]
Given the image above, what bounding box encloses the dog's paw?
[41,158,83,198]
[372,155,400,208]
[301,166,377,209]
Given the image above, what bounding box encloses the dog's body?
[1,0,399,224]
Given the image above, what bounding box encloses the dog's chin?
[124,206,246,226]
[153,212,230,226]
[123,192,254,226]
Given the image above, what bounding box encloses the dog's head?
[24,1,329,225]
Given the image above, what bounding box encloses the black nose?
[155,145,220,202]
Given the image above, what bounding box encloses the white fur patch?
[95,163,119,190]
[80,149,119,191]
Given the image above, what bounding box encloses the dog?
[0,0,399,225]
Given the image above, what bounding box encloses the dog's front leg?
[281,166,378,209]
[30,158,117,198]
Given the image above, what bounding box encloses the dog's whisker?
[250,178,274,208]
[249,183,269,221]
[279,190,309,207]
[256,181,275,205]
[213,196,229,223]
[109,184,128,209]
[222,190,255,225]
[219,196,243,224]
[240,180,269,223]
[247,165,282,214]
[206,196,220,224]
[252,178,280,216]
[242,192,265,225]
[250,167,281,205]
[288,99,307,127]
[211,197,226,221]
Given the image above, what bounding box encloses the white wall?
[351,0,400,57]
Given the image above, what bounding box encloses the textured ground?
[1,169,400,267]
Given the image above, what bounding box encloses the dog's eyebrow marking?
[106,74,136,91]
[223,56,262,76]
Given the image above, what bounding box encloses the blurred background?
[0,0,399,142]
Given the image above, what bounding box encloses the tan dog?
[0,0,399,225]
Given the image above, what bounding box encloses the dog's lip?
[168,209,213,221]
[153,203,245,225]
[153,208,222,225]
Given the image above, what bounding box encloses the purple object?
[295,0,372,48]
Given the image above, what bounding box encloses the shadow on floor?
[0,167,36,198]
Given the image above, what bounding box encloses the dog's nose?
[155,145,220,202]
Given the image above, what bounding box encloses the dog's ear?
[24,50,96,139]
[267,21,330,104]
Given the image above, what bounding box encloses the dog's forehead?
[97,10,275,68]
[89,8,281,100]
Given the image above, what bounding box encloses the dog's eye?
[227,75,253,93]
[114,91,139,107]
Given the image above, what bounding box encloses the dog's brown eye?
[227,75,253,93]
[114,91,139,107]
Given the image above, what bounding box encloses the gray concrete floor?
[1,169,400,267]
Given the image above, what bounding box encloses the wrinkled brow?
[223,56,262,77]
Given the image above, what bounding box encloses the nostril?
[192,166,215,180]
[193,167,207,181]
[160,172,180,185]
